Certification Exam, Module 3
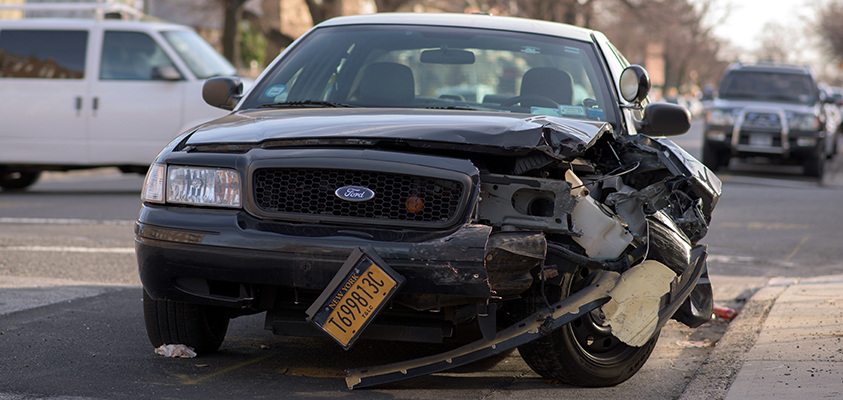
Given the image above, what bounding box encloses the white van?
[0,2,238,190]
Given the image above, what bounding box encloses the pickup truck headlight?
[705,108,734,126]
[141,164,242,208]
[788,113,821,131]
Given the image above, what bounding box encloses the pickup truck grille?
[253,168,466,226]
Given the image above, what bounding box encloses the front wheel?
[803,156,824,178]
[508,267,659,387]
[0,170,41,191]
[701,141,726,172]
[142,289,230,353]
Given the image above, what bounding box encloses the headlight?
[788,113,820,131]
[706,130,727,141]
[167,166,241,207]
[705,109,734,125]
[140,164,242,208]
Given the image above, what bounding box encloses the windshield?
[719,70,816,105]
[243,25,616,123]
[161,30,236,79]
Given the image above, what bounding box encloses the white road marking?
[0,276,137,316]
[0,217,134,225]
[0,246,134,254]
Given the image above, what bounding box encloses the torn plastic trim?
[345,270,620,389]
[345,245,709,389]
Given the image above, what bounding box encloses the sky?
[709,0,814,53]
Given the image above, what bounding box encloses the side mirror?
[151,65,182,81]
[636,102,691,137]
[619,65,650,103]
[203,76,244,111]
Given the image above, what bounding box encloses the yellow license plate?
[306,247,404,349]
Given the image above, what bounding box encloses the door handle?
[93,97,99,115]
[75,96,82,116]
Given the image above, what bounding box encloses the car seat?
[359,62,415,106]
[520,67,575,105]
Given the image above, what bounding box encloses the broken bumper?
[136,205,498,310]
[345,245,708,389]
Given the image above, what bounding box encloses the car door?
[0,28,90,164]
[87,28,185,166]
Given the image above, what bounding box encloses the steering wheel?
[500,95,560,108]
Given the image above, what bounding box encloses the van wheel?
[508,267,659,387]
[142,289,230,353]
[0,171,41,191]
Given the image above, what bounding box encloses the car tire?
[142,289,230,353]
[701,141,724,171]
[507,267,659,387]
[0,171,41,191]
[803,156,825,178]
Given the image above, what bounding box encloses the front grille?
[253,168,465,225]
[742,112,782,129]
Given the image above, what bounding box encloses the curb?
[678,280,792,400]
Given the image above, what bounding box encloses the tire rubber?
[0,171,41,191]
[142,289,230,353]
[508,268,659,387]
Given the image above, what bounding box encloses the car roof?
[726,62,813,76]
[0,17,193,31]
[315,13,596,43]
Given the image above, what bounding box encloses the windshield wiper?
[424,105,481,110]
[721,92,758,99]
[257,100,356,109]
[766,95,804,102]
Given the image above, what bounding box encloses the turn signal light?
[405,195,424,213]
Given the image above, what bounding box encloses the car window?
[161,30,237,79]
[719,70,816,105]
[100,31,177,81]
[0,29,87,79]
[100,31,178,80]
[246,25,615,123]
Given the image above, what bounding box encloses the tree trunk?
[221,0,248,67]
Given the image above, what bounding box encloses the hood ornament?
[335,185,375,202]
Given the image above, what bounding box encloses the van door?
[87,29,184,166]
[0,29,90,164]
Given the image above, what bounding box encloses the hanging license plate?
[306,246,405,350]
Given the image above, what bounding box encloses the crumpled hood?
[185,108,613,157]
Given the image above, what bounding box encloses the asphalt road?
[1,120,842,399]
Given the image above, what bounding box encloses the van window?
[161,30,236,79]
[100,31,177,80]
[0,30,88,79]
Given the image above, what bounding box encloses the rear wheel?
[509,267,659,387]
[142,289,230,353]
[0,170,41,191]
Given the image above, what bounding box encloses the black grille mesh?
[253,169,465,224]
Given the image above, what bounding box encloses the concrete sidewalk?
[681,274,843,399]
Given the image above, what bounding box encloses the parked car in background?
[702,62,836,177]
[0,2,239,190]
[136,12,721,389]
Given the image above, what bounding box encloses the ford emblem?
[335,185,375,202]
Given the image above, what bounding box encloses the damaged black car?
[136,13,722,389]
